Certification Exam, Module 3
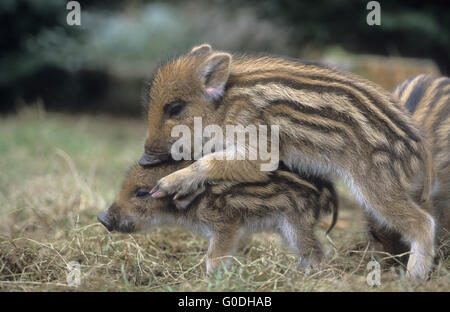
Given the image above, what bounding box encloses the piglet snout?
[98,213,114,231]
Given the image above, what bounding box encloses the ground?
[0,106,448,291]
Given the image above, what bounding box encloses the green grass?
[0,106,448,291]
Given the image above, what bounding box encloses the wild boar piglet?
[98,161,337,274]
[367,75,450,258]
[141,44,436,279]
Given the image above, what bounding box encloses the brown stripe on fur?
[228,67,422,143]
[267,105,358,150]
[228,74,420,144]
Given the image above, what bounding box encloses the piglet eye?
[135,188,150,198]
[164,99,186,118]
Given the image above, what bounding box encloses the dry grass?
[0,106,449,291]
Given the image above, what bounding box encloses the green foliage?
[2,0,449,114]
[234,0,450,73]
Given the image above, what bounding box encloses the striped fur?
[99,161,338,274]
[368,75,450,259]
[141,44,435,279]
[395,74,450,235]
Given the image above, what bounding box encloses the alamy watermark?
[66,1,81,26]
[170,117,280,171]
[366,259,381,286]
[366,1,381,26]
[66,260,81,287]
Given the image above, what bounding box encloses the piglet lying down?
[98,161,338,274]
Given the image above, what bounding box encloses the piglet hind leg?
[279,215,324,272]
[365,212,410,266]
[362,189,435,280]
[205,222,241,276]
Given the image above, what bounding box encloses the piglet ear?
[188,44,213,57]
[198,53,231,100]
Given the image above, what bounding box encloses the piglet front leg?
[150,160,209,200]
[150,152,270,206]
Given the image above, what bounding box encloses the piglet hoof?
[173,185,206,209]
[297,255,322,275]
[150,185,168,198]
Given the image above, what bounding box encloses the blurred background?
[1,0,449,115]
[1,0,450,291]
